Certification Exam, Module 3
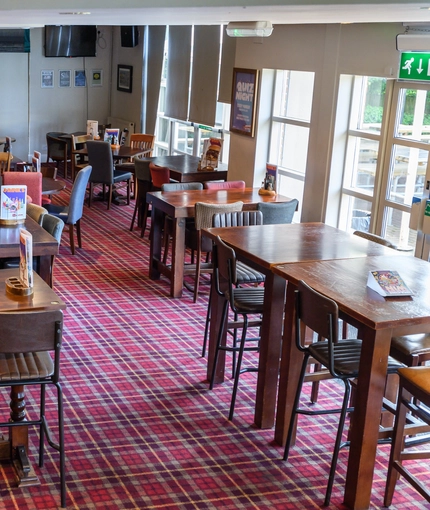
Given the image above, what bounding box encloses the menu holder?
[0,184,27,226]
[367,270,412,297]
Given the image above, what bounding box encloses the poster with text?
[230,68,259,137]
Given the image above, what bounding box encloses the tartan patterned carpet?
[0,183,428,509]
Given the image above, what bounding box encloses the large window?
[269,70,315,220]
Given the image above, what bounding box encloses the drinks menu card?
[367,270,412,297]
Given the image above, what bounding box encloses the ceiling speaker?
[121,26,138,48]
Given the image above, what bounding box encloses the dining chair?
[41,213,65,287]
[130,133,155,157]
[188,201,243,302]
[44,165,92,254]
[46,132,72,180]
[149,163,170,190]
[256,199,299,224]
[0,309,66,507]
[71,134,92,181]
[209,235,265,420]
[282,279,403,506]
[204,180,246,190]
[353,230,397,248]
[0,152,12,174]
[3,171,42,206]
[130,159,152,236]
[86,140,132,209]
[161,181,204,264]
[27,202,47,225]
[202,210,265,371]
[384,366,430,507]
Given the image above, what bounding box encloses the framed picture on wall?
[117,65,133,93]
[74,70,86,87]
[41,70,54,88]
[230,68,259,137]
[91,70,103,87]
[59,70,71,88]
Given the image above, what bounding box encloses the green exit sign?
[399,52,430,81]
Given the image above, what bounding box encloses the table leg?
[275,282,303,445]
[207,273,227,383]
[343,328,392,510]
[254,273,286,429]
[170,218,186,298]
[38,255,53,287]
[149,207,163,280]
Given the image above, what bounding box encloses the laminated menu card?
[104,128,120,146]
[367,270,412,297]
[19,228,33,289]
[0,185,27,221]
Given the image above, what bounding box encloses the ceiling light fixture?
[59,12,91,15]
[226,21,273,38]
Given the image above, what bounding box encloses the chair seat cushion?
[113,170,132,182]
[398,366,430,397]
[0,351,54,381]
[236,261,265,284]
[231,287,265,313]
[309,339,403,377]
[44,204,69,223]
[390,333,430,356]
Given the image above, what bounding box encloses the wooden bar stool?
[384,366,430,506]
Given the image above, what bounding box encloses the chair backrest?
[130,134,155,156]
[194,201,243,231]
[46,132,69,161]
[212,210,263,228]
[42,213,65,243]
[161,182,203,192]
[214,235,239,288]
[72,134,92,149]
[67,165,92,224]
[86,141,114,184]
[257,199,299,225]
[3,171,42,206]
[3,136,12,153]
[149,163,170,189]
[27,203,47,225]
[0,152,11,173]
[204,180,246,190]
[353,230,397,249]
[134,158,151,182]
[40,165,58,179]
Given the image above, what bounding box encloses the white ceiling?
[2,1,430,28]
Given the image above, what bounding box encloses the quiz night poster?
[231,69,257,135]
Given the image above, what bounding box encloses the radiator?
[107,117,135,145]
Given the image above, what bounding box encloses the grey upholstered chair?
[44,165,92,254]
[256,199,299,224]
[86,140,132,209]
[27,203,48,225]
[41,213,65,286]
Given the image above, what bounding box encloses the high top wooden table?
[272,254,430,509]
[0,216,58,286]
[0,268,66,487]
[147,188,296,298]
[203,223,399,429]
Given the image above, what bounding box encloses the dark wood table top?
[42,177,66,195]
[0,268,66,312]
[204,223,396,271]
[141,154,228,182]
[147,188,296,218]
[0,216,58,258]
[273,254,430,331]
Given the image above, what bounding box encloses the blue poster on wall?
[230,68,259,137]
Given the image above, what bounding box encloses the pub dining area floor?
[0,180,428,510]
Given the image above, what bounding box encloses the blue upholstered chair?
[256,199,299,225]
[44,166,92,254]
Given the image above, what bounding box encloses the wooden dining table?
[42,176,66,195]
[272,254,430,509]
[0,268,66,487]
[0,216,59,286]
[147,188,297,298]
[202,223,399,430]
[140,154,228,183]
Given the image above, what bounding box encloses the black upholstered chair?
[86,141,132,209]
[209,235,265,420]
[282,280,403,506]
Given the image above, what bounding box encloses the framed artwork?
[59,70,71,88]
[117,65,133,93]
[74,70,86,87]
[41,70,54,88]
[230,68,259,137]
[91,69,103,87]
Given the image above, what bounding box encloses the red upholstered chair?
[149,163,170,190]
[3,171,42,206]
[204,180,246,190]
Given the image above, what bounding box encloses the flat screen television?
[44,25,97,57]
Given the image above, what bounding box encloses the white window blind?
[164,26,192,121]
[218,27,236,104]
[145,25,166,134]
[188,25,221,127]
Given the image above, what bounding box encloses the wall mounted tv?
[44,25,97,57]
